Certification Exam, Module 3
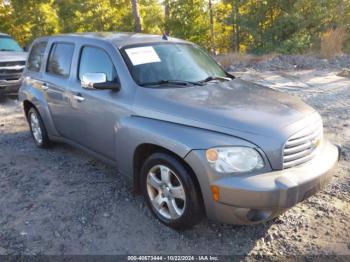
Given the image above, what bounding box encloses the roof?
[0,32,10,37]
[47,32,191,48]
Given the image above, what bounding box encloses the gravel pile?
[229,54,350,72]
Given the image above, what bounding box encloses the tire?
[27,107,50,148]
[141,152,203,230]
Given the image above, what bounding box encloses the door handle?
[41,83,49,91]
[73,94,85,102]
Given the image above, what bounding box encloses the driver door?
[66,45,121,159]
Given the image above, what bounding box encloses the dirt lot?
[0,69,349,257]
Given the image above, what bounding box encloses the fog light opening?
[246,209,273,222]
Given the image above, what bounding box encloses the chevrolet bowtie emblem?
[312,138,321,148]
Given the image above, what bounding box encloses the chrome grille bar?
[283,120,323,169]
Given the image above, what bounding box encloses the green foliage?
[139,0,164,34]
[277,31,312,54]
[1,0,59,46]
[238,0,350,54]
[165,0,210,49]
[213,1,233,53]
[0,0,349,55]
[55,0,134,32]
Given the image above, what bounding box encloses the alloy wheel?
[30,111,43,144]
[146,165,186,220]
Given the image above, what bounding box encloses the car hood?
[134,78,316,139]
[0,51,27,62]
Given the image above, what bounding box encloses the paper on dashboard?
[125,46,161,66]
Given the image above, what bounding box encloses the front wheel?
[141,153,203,230]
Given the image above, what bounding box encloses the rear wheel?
[141,152,203,230]
[28,107,50,148]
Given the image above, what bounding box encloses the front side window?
[79,46,118,82]
[47,43,74,78]
[27,42,47,72]
[0,35,23,52]
[121,43,227,86]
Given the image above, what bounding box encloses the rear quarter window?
[27,42,47,72]
[47,43,74,78]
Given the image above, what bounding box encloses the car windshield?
[0,36,23,52]
[121,43,228,87]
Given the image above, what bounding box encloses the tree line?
[0,0,349,55]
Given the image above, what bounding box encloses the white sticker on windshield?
[125,46,161,66]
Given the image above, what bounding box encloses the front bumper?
[0,80,21,95]
[185,139,339,224]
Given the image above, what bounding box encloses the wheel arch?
[132,143,204,209]
[23,100,37,120]
[21,96,58,137]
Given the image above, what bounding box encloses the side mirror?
[81,73,120,91]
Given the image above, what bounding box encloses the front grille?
[0,61,25,67]
[0,61,25,81]
[0,68,23,74]
[283,120,323,169]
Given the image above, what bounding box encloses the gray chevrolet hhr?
[19,33,339,229]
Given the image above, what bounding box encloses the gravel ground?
[0,69,349,257]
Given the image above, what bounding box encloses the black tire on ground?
[141,152,203,230]
[27,107,51,148]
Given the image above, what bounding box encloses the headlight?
[206,147,264,173]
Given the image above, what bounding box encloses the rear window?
[27,42,47,72]
[47,43,74,78]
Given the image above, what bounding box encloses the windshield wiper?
[0,49,15,51]
[140,79,203,87]
[198,75,232,84]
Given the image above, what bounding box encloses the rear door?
[43,42,75,137]
[24,41,48,94]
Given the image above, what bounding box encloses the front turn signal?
[211,185,220,201]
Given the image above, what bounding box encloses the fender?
[114,115,256,178]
